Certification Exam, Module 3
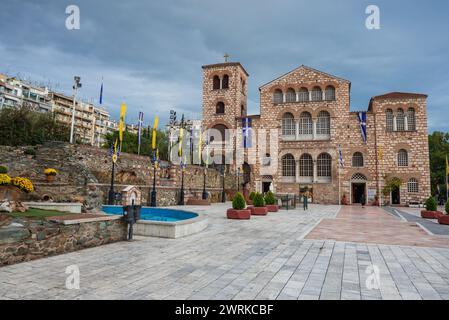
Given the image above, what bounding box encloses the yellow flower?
[11,177,34,193]
[0,174,11,185]
[44,168,58,176]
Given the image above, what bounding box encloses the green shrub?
[0,166,7,174]
[24,147,36,156]
[425,196,437,211]
[232,192,246,210]
[445,200,449,215]
[264,191,276,205]
[249,191,256,201]
[252,192,265,207]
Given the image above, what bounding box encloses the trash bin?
[133,205,142,221]
[122,205,134,224]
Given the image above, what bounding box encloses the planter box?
[0,185,27,201]
[226,208,251,220]
[266,205,279,212]
[250,206,268,216]
[438,214,449,225]
[421,210,443,219]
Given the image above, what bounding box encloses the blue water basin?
[102,205,198,222]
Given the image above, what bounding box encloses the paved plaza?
[1,203,449,300]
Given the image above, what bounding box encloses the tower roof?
[202,62,249,76]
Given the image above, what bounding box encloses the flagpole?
[446,155,448,203]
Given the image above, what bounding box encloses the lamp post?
[202,167,208,200]
[221,165,226,203]
[179,159,186,205]
[237,166,241,194]
[108,152,117,205]
[70,76,82,144]
[150,150,158,207]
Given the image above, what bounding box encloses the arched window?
[216,101,225,114]
[299,112,313,135]
[396,108,405,131]
[222,74,229,89]
[286,88,296,103]
[407,178,419,193]
[282,112,295,136]
[397,149,408,167]
[273,89,283,104]
[386,109,394,132]
[352,152,364,167]
[298,87,309,102]
[213,75,220,90]
[282,154,296,177]
[316,110,330,135]
[407,107,416,131]
[311,86,323,101]
[325,86,336,101]
[299,153,313,178]
[317,153,332,178]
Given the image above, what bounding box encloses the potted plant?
[249,192,268,216]
[421,196,442,219]
[226,192,251,219]
[246,191,256,205]
[44,168,58,183]
[11,177,34,193]
[437,200,449,225]
[264,191,278,212]
[0,166,7,174]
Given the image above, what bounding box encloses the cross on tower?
[224,53,230,62]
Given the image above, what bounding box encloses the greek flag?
[242,117,252,148]
[357,112,367,144]
[338,144,344,168]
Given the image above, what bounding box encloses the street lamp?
[236,166,241,194]
[179,158,186,205]
[150,150,159,207]
[108,147,118,205]
[70,76,82,144]
[202,166,207,200]
[221,164,226,203]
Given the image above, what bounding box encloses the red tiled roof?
[371,92,427,100]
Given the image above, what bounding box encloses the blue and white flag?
[338,144,344,168]
[137,111,144,154]
[357,112,367,144]
[242,117,252,148]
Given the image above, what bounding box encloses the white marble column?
[393,116,397,131]
[296,160,300,183]
[295,120,299,140]
[312,119,316,140]
[313,160,317,183]
[404,116,408,131]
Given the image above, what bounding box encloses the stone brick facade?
[201,63,431,205]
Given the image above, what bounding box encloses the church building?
[201,60,431,205]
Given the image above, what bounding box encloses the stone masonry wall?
[0,142,237,210]
[0,216,127,266]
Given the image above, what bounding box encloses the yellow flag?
[114,138,118,153]
[152,116,159,150]
[446,155,449,176]
[378,146,383,161]
[178,127,183,157]
[118,103,127,145]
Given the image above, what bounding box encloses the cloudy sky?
[0,0,448,132]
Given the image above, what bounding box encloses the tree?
[103,127,169,160]
[428,131,449,197]
[0,106,70,146]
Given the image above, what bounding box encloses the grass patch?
[9,208,73,219]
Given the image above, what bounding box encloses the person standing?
[303,191,309,211]
[360,193,366,208]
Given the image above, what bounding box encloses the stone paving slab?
[0,203,448,300]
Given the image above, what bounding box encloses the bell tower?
[201,57,249,132]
